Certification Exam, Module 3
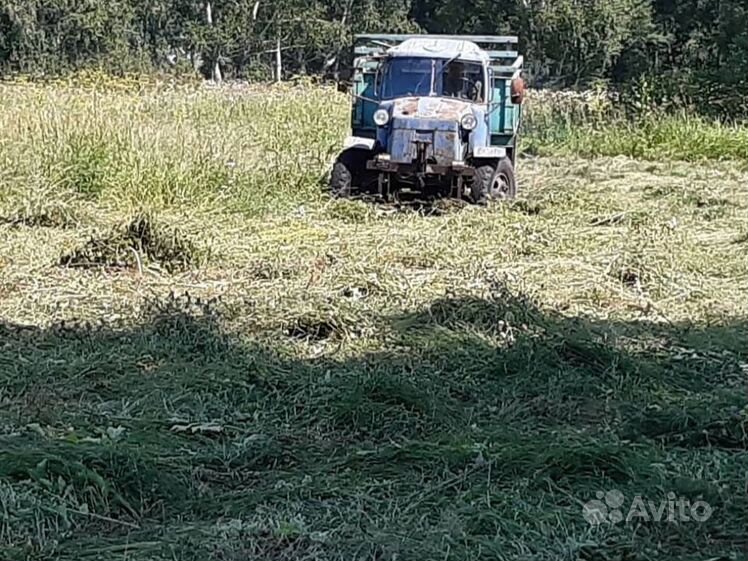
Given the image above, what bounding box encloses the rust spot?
[401,98,418,115]
[395,97,471,121]
[433,130,459,164]
[432,100,465,120]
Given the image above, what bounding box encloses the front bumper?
[367,157,475,176]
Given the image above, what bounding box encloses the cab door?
[351,58,380,137]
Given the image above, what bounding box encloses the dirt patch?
[1,203,81,229]
[287,317,340,341]
[510,200,543,216]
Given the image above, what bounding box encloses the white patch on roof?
[388,38,489,63]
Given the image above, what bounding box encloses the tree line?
[1,0,746,114]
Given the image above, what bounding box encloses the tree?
[0,0,747,117]
[519,0,654,86]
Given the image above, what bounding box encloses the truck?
[331,34,525,203]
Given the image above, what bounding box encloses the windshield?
[381,57,433,99]
[380,57,485,102]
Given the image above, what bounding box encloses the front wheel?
[330,159,353,198]
[330,149,369,198]
[471,159,517,203]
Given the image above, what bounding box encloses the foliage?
[1,0,747,114]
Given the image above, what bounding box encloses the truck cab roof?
[387,38,489,64]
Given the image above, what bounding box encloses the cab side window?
[442,61,484,102]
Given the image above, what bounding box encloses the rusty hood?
[391,96,473,122]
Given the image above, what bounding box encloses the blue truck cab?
[331,34,525,202]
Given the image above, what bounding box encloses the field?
[0,79,747,561]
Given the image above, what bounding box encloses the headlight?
[461,113,478,131]
[373,109,390,127]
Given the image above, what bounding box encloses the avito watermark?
[583,490,713,526]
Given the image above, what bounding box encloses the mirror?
[338,67,352,81]
[337,67,352,93]
[511,77,526,105]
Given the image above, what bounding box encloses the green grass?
[0,81,747,561]
[524,89,748,162]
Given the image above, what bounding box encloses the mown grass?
[0,81,747,561]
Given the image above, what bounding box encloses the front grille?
[389,118,460,165]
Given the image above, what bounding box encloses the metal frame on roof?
[355,34,518,44]
[353,34,522,78]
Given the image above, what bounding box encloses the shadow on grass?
[0,286,746,561]
[328,192,471,219]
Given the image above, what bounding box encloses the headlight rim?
[373,109,390,127]
[461,113,478,131]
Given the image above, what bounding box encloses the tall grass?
[0,80,346,219]
[524,89,748,162]
[2,79,748,231]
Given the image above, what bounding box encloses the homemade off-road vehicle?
[331,34,525,202]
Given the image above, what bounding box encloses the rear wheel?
[471,159,517,203]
